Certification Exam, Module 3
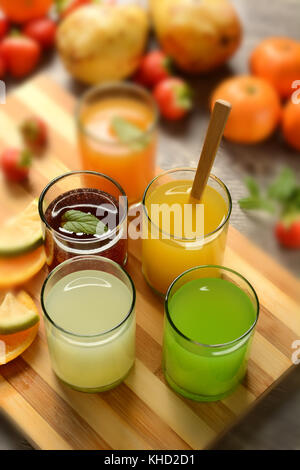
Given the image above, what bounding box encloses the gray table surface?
[1,0,300,450]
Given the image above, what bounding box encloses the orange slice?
[0,246,46,288]
[0,291,40,365]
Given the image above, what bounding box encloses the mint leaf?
[244,176,260,198]
[239,197,275,213]
[111,117,150,152]
[268,168,297,202]
[282,187,300,216]
[61,210,107,236]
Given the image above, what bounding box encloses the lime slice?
[0,291,40,335]
[0,199,43,257]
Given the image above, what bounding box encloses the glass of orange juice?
[76,82,159,206]
[142,168,232,295]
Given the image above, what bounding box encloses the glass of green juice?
[41,255,136,393]
[163,265,259,402]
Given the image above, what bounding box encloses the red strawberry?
[0,148,32,182]
[23,18,57,49]
[135,50,173,88]
[0,34,41,78]
[0,11,9,40]
[153,77,193,120]
[20,117,48,152]
[275,215,300,249]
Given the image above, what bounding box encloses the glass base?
[164,370,240,402]
[55,366,133,394]
[142,268,165,298]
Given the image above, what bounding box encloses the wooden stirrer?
[190,99,231,201]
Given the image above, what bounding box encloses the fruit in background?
[23,18,57,49]
[59,0,94,18]
[0,246,46,288]
[0,148,32,182]
[0,291,39,364]
[0,10,9,40]
[150,0,242,74]
[282,100,300,151]
[275,216,300,249]
[58,0,116,18]
[0,35,41,78]
[211,76,281,143]
[0,199,43,257]
[135,50,173,88]
[0,0,52,23]
[56,4,149,84]
[20,117,48,152]
[0,54,7,79]
[153,77,193,120]
[250,37,300,99]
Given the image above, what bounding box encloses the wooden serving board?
[0,75,299,450]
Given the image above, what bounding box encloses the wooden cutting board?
[0,75,299,450]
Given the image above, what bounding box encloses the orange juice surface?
[79,97,157,204]
[142,180,230,295]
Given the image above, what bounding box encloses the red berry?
[1,148,32,182]
[20,117,48,152]
[153,78,193,120]
[275,216,300,249]
[135,50,173,88]
[23,18,57,49]
[0,35,41,78]
[0,11,9,40]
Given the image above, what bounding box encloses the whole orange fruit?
[211,76,281,144]
[0,0,52,23]
[250,37,300,99]
[282,100,300,151]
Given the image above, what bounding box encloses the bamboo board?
[0,75,299,450]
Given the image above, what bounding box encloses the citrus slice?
[0,199,43,257]
[0,291,40,364]
[0,323,39,364]
[0,246,46,288]
[0,291,40,335]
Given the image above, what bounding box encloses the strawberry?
[23,18,57,49]
[134,50,173,88]
[0,148,32,182]
[275,215,300,249]
[153,77,193,120]
[20,117,48,152]
[0,34,41,78]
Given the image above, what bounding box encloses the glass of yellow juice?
[41,255,136,393]
[76,82,159,206]
[142,168,232,295]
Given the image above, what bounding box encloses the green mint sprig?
[238,168,300,218]
[111,117,150,152]
[61,210,107,236]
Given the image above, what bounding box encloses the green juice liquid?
[163,277,257,402]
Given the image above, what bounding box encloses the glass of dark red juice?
[39,171,128,271]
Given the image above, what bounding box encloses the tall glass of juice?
[41,255,136,392]
[142,168,232,295]
[39,171,128,271]
[76,82,159,206]
[163,265,259,402]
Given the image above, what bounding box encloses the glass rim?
[75,81,159,146]
[38,170,128,242]
[40,255,136,339]
[142,168,232,241]
[165,264,260,349]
